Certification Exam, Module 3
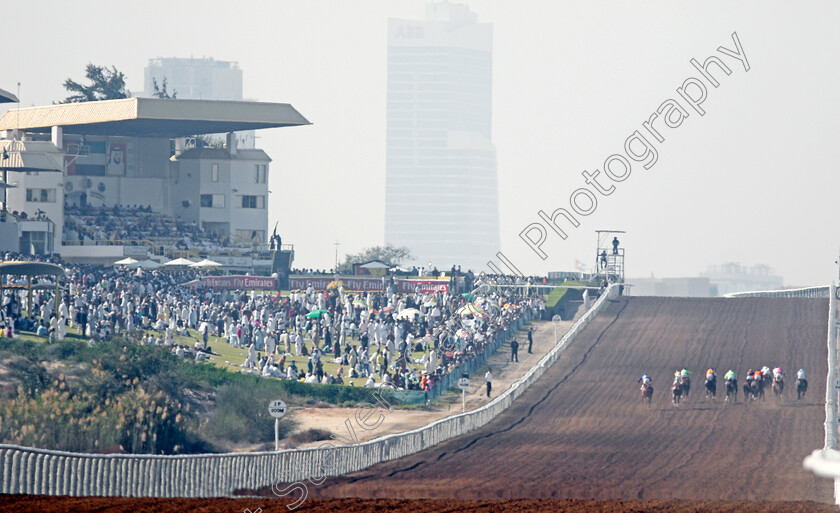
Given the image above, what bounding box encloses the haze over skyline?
[3,1,838,286]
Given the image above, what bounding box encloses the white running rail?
[724,286,829,299]
[0,286,621,497]
[802,282,840,503]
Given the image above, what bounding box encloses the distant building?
[385,3,500,272]
[144,57,242,101]
[628,277,716,297]
[143,57,254,149]
[700,262,784,296]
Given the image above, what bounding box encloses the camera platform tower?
[595,229,625,283]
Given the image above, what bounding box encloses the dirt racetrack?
[0,495,836,513]
[303,296,833,503]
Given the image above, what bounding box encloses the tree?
[61,64,130,103]
[337,244,413,273]
[152,77,177,99]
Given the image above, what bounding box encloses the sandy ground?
[285,309,583,448]
[0,496,834,513]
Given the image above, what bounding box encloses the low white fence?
[725,286,830,299]
[0,286,620,497]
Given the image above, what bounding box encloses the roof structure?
[0,140,64,172]
[0,97,310,138]
[0,88,18,104]
[175,147,271,162]
[0,261,65,277]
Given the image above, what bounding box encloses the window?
[255,164,267,184]
[210,163,219,182]
[240,195,265,209]
[25,188,55,203]
[200,194,225,208]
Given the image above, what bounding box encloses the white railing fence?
[0,286,621,497]
[724,286,829,299]
[803,282,840,503]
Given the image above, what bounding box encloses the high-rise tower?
[386,3,500,272]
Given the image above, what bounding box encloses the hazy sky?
[3,1,839,286]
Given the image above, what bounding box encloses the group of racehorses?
[640,370,808,407]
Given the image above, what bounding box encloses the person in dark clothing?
[527,327,534,354]
[612,236,620,255]
[510,339,519,362]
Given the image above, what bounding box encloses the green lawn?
[544,281,589,308]
[142,327,431,388]
[15,320,431,390]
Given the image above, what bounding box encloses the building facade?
[385,3,500,272]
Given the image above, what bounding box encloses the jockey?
[753,370,763,382]
[761,366,772,380]
[706,368,716,381]
[797,368,807,381]
[638,374,652,385]
[773,367,784,381]
[724,369,737,382]
[674,370,682,384]
[745,370,754,383]
[681,368,692,377]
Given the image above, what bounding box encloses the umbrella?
[353,299,368,308]
[456,304,484,316]
[136,259,161,269]
[423,299,437,307]
[381,306,394,312]
[461,292,476,301]
[162,257,195,268]
[396,308,421,320]
[305,309,329,318]
[114,257,138,266]
[190,258,223,268]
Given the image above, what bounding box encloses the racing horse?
[749,379,764,401]
[672,382,683,407]
[755,377,766,401]
[772,376,784,401]
[796,378,808,400]
[641,383,653,406]
[725,378,738,403]
[680,375,691,400]
[704,376,717,400]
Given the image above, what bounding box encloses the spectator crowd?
[0,252,548,395]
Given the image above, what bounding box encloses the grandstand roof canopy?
[0,97,310,138]
[0,88,18,103]
[0,261,65,278]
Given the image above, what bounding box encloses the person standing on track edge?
[527,327,534,354]
[510,339,519,362]
[485,368,493,397]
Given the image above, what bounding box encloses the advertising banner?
[289,276,383,292]
[199,276,276,290]
[398,279,449,293]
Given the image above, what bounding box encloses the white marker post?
[458,376,470,412]
[268,399,287,451]
[552,314,562,344]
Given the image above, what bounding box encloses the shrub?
[289,428,332,445]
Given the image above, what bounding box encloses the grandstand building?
[0,97,308,268]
